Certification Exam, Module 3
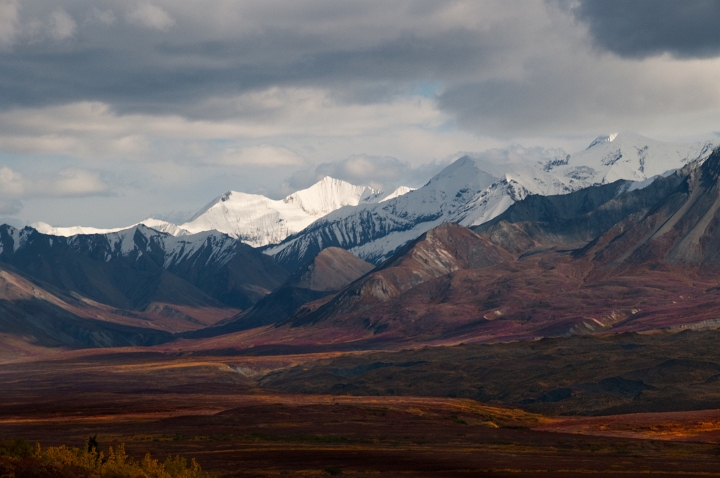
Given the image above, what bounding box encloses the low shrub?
[0,438,209,478]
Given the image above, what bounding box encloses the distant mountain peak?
[178,176,381,247]
[283,176,379,216]
[587,132,619,149]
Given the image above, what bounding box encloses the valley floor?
[2,334,720,477]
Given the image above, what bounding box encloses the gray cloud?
[568,0,720,59]
[0,1,534,116]
[0,165,113,199]
[2,1,720,228]
[282,154,449,196]
[0,199,22,215]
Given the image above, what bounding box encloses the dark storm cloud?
[0,1,506,117]
[569,0,720,59]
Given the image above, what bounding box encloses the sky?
[1,0,720,227]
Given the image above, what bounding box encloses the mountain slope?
[190,247,374,337]
[473,170,688,254]
[286,247,374,292]
[0,263,172,351]
[291,223,513,330]
[254,148,720,345]
[0,225,288,311]
[582,147,720,273]
[266,133,716,269]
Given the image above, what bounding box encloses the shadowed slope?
[0,264,171,350]
[582,147,720,273]
[286,247,374,292]
[0,225,288,311]
[187,248,374,337]
[474,169,687,255]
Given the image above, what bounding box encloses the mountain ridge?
[265,133,717,270]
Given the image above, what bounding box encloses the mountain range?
[265,131,715,269]
[5,132,720,357]
[33,177,414,248]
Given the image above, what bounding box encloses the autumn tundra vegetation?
[0,438,208,478]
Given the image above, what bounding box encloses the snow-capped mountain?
[266,132,717,268]
[31,218,191,237]
[177,176,383,247]
[32,176,410,249]
[452,131,715,227]
[27,132,714,267]
[1,224,235,270]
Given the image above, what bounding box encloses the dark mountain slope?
[188,248,374,337]
[0,225,288,311]
[165,240,289,309]
[582,147,720,273]
[474,169,688,255]
[0,264,171,349]
[0,226,219,310]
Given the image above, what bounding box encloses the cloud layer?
[0,1,719,226]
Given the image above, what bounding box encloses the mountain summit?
[178,176,382,247]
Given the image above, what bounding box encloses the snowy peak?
[31,176,383,248]
[587,132,619,149]
[283,176,379,215]
[179,176,383,247]
[564,131,715,184]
